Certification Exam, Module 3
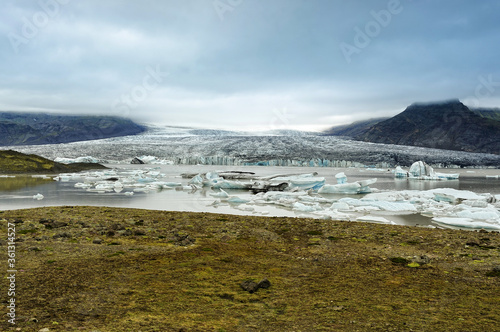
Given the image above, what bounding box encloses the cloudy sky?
[1,0,500,131]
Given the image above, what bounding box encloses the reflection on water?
[0,176,53,192]
[394,179,460,191]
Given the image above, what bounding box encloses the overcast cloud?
[1,0,500,131]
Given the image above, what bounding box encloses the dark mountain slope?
[356,100,500,154]
[0,112,146,146]
[323,118,389,137]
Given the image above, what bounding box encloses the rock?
[110,223,125,231]
[40,219,68,229]
[240,278,271,293]
[131,157,145,164]
[38,328,50,332]
[92,238,103,244]
[52,232,71,239]
[133,229,146,236]
[257,278,271,289]
[173,234,196,246]
[411,255,430,265]
[240,280,260,293]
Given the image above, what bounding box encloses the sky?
[1,0,500,132]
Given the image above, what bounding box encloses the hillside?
[356,100,500,154]
[323,117,388,137]
[0,112,145,146]
[0,149,107,174]
[472,107,500,121]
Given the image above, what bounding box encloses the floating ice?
[33,193,44,200]
[227,196,250,204]
[356,216,395,224]
[212,180,252,190]
[293,202,322,212]
[397,161,459,180]
[432,217,500,230]
[209,189,229,199]
[335,172,347,184]
[429,188,485,204]
[318,178,376,194]
[339,197,417,212]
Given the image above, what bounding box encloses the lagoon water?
[1,165,500,229]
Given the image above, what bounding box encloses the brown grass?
[0,206,499,331]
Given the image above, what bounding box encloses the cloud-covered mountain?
[0,112,145,146]
[355,100,500,154]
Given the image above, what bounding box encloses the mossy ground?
[0,150,106,174]
[1,206,499,331]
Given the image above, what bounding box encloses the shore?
[1,206,499,331]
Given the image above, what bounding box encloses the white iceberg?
[293,202,322,212]
[432,217,500,230]
[318,178,377,194]
[33,193,44,200]
[209,189,229,199]
[398,161,459,180]
[335,172,347,184]
[356,216,395,224]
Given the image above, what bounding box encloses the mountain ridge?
[353,100,500,154]
[0,112,146,146]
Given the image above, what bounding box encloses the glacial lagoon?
[2,165,500,231]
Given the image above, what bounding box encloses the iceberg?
[338,197,417,212]
[209,189,229,199]
[394,166,408,178]
[33,193,44,200]
[335,172,347,184]
[356,216,395,225]
[430,188,485,204]
[212,180,253,190]
[318,178,377,194]
[397,161,459,180]
[293,202,322,212]
[227,196,250,204]
[432,217,500,230]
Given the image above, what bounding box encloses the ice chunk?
[430,188,485,204]
[318,178,376,195]
[124,192,134,196]
[209,189,229,199]
[227,196,250,204]
[33,193,44,200]
[339,197,417,212]
[405,161,459,180]
[356,216,395,224]
[212,180,252,190]
[330,202,351,211]
[189,174,204,185]
[394,166,408,178]
[293,202,322,212]
[313,210,352,221]
[335,172,347,184]
[432,217,500,230]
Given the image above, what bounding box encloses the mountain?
[356,100,500,154]
[323,118,389,137]
[0,112,146,146]
[0,150,107,174]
